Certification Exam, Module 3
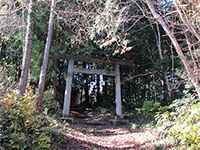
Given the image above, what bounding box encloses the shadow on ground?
[51,111,173,150]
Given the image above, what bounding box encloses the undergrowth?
[0,89,51,150]
[156,98,200,150]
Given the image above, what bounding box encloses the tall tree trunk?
[155,23,170,103]
[36,0,55,112]
[84,80,90,106]
[18,0,33,96]
[82,63,90,106]
[103,76,108,96]
[145,0,200,98]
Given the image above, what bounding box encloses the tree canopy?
[1,0,200,149]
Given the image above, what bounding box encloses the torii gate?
[62,56,132,118]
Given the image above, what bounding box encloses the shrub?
[169,102,200,149]
[0,89,51,150]
[156,98,200,150]
[43,89,61,117]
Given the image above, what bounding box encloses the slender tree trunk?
[18,0,33,96]
[84,81,90,105]
[146,0,200,98]
[82,63,90,106]
[96,74,100,103]
[155,23,170,103]
[103,76,108,96]
[36,0,55,112]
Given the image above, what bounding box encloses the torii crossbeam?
[62,56,133,118]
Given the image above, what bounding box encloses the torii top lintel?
[65,55,134,67]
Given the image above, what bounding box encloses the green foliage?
[1,0,188,111]
[31,38,44,81]
[0,32,22,82]
[141,101,161,114]
[43,89,61,117]
[0,90,51,150]
[156,98,200,149]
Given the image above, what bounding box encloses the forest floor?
[52,111,175,150]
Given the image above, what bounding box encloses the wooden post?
[63,59,74,117]
[115,64,122,118]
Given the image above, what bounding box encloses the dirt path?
[52,113,174,150]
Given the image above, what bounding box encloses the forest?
[0,0,200,149]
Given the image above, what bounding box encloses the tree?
[0,0,24,34]
[18,0,33,96]
[145,0,200,98]
[36,0,55,112]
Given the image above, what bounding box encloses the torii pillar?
[115,64,122,118]
[63,59,74,117]
[62,59,123,118]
